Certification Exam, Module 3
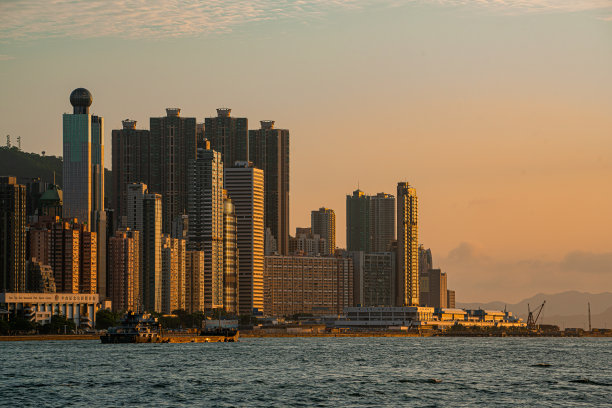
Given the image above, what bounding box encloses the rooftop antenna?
[16,136,21,150]
[6,135,10,148]
[53,171,56,185]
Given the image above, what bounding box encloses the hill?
[0,146,112,203]
[458,291,612,329]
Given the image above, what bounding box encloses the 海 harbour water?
[1,337,611,407]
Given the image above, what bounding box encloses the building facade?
[142,193,163,312]
[161,236,186,314]
[346,190,370,252]
[249,120,289,255]
[370,193,395,252]
[111,119,151,228]
[0,176,26,292]
[350,251,395,307]
[396,182,419,306]
[108,228,140,312]
[224,164,264,315]
[149,108,197,233]
[205,108,248,169]
[187,142,224,309]
[223,193,239,314]
[311,207,336,256]
[264,256,353,317]
[185,250,205,313]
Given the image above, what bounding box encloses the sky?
[1,0,611,303]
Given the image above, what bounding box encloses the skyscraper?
[142,192,163,312]
[223,192,238,314]
[150,108,197,233]
[185,250,205,313]
[108,228,140,312]
[370,193,395,252]
[62,88,106,298]
[249,120,290,255]
[187,142,224,309]
[346,189,370,252]
[396,182,419,307]
[311,207,336,256]
[224,163,264,315]
[0,176,26,292]
[205,108,248,168]
[161,235,185,314]
[111,119,151,227]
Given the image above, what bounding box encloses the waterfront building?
[187,141,224,309]
[350,251,395,307]
[264,255,353,317]
[205,108,248,170]
[161,236,186,314]
[447,289,456,308]
[108,228,140,312]
[0,292,100,327]
[370,193,395,252]
[62,88,106,298]
[336,306,434,328]
[396,182,419,306]
[142,193,163,312]
[0,176,26,292]
[288,228,327,257]
[223,192,239,314]
[150,108,197,233]
[346,190,370,252]
[26,260,56,293]
[185,250,205,313]
[420,268,447,308]
[249,120,290,255]
[224,163,264,315]
[111,119,151,226]
[311,208,335,256]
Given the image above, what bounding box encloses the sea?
[1,337,611,407]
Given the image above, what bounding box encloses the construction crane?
[527,300,546,329]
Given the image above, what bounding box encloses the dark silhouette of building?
[0,176,26,292]
[205,108,248,168]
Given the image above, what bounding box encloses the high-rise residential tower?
[346,189,370,252]
[224,163,264,315]
[370,193,395,252]
[62,88,106,298]
[141,191,163,312]
[150,108,197,233]
[108,228,140,312]
[396,182,419,307]
[311,208,336,256]
[111,119,151,228]
[223,191,238,314]
[187,142,224,309]
[205,108,248,168]
[0,176,26,292]
[249,120,289,255]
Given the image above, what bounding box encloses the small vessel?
[101,312,239,344]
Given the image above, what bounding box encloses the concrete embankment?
[241,331,429,338]
[0,335,100,342]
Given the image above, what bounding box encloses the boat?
[100,312,239,344]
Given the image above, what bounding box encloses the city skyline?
[1,1,611,302]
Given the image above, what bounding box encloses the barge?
[100,312,238,344]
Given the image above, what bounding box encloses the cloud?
[437,242,612,303]
[0,54,15,61]
[0,0,609,41]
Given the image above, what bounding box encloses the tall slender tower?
[111,119,151,228]
[224,163,264,315]
[205,108,248,168]
[223,191,238,314]
[62,88,106,298]
[370,192,395,252]
[149,108,197,233]
[187,141,224,309]
[346,189,370,252]
[311,208,336,256]
[396,182,418,306]
[249,120,290,255]
[0,177,26,292]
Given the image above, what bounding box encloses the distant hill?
[0,146,112,203]
[458,291,612,329]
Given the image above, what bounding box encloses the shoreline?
[0,335,100,342]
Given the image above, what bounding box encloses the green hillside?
[0,146,113,203]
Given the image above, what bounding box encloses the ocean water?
[1,337,611,407]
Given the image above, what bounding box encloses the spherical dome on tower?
[70,88,92,108]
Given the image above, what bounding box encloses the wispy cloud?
[0,0,609,41]
[0,54,16,60]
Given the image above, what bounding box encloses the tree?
[42,314,76,334]
[95,309,120,330]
